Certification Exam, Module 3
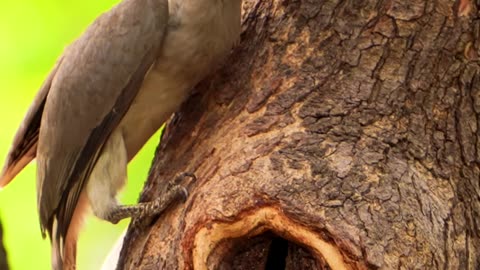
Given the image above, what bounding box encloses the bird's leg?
[86,130,195,225]
[105,173,195,224]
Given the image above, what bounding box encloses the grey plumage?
[38,0,168,241]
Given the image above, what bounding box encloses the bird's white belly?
[118,66,190,160]
[112,3,241,161]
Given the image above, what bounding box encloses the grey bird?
[0,0,242,269]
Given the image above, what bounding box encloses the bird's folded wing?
[17,0,169,240]
[0,57,63,189]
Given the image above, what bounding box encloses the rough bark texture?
[118,0,480,269]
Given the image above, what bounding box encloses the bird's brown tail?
[51,235,77,270]
[51,192,90,270]
[50,216,77,270]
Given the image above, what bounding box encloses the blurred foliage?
[0,0,161,269]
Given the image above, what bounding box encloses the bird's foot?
[105,172,196,226]
[167,172,196,202]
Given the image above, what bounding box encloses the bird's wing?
[0,57,63,188]
[32,0,169,241]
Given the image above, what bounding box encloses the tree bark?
[117,0,480,269]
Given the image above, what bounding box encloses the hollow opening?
[212,231,328,270]
[265,236,289,269]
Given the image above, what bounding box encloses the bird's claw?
[166,172,196,201]
[168,172,196,188]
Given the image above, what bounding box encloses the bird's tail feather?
[51,192,90,270]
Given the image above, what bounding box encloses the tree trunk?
[117,0,480,269]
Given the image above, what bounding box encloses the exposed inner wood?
[193,207,350,270]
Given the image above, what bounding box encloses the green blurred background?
[0,0,161,269]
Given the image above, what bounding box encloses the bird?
[0,0,242,269]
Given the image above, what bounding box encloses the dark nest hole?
[209,231,331,270]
